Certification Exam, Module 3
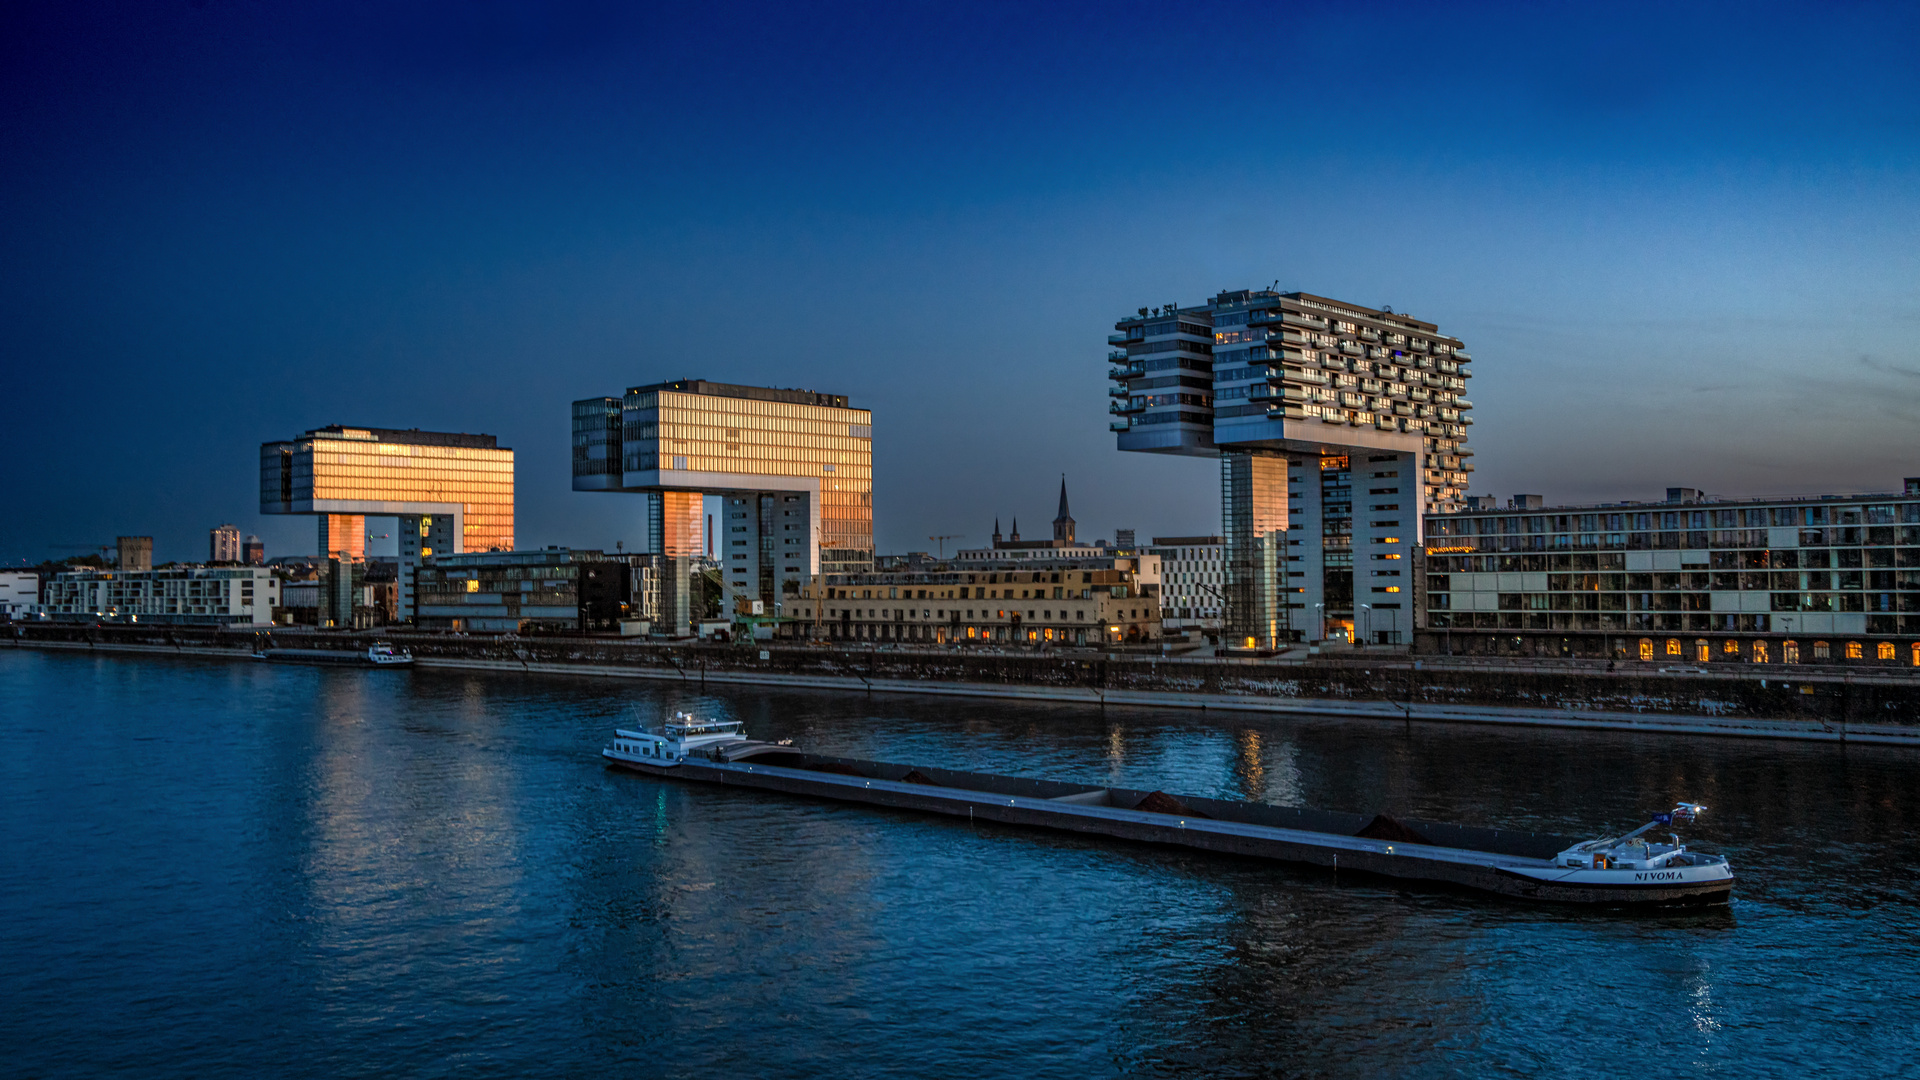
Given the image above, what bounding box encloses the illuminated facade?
[1422,479,1920,666]
[796,555,1162,646]
[260,425,515,619]
[1110,289,1472,647]
[572,379,873,609]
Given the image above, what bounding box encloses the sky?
[3,0,1918,565]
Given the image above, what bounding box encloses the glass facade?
[573,380,875,585]
[1425,490,1920,653]
[1221,451,1288,648]
[261,426,515,555]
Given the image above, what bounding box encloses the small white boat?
[1498,803,1733,897]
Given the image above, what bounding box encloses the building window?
[1666,638,1682,657]
[1638,639,1653,661]
[1695,639,1710,663]
[1813,641,1831,661]
[1783,640,1799,664]
[1752,641,1769,663]
[1878,642,1896,661]
[1846,641,1864,660]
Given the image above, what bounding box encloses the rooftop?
[289,425,503,450]
[625,378,852,409]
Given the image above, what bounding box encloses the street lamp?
[1359,603,1372,647]
[1313,602,1324,643]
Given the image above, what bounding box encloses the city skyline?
[5,2,1920,565]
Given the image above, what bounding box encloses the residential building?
[260,424,515,621]
[1109,289,1471,647]
[796,553,1162,646]
[39,566,278,627]
[1149,535,1225,634]
[210,524,242,563]
[0,571,41,619]
[413,549,637,634]
[571,379,874,613]
[117,536,152,572]
[1420,479,1920,667]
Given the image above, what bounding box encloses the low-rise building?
[794,553,1161,646]
[39,566,278,627]
[0,571,41,620]
[1420,479,1920,666]
[1148,535,1224,635]
[413,549,636,633]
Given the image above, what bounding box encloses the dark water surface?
[2,650,1916,1078]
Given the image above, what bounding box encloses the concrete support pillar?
[1221,450,1289,649]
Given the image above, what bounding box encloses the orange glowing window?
[1637,639,1653,661]
[1846,641,1863,660]
[1666,639,1682,657]
[1784,640,1800,664]
[1878,642,1895,661]
[1752,641,1769,663]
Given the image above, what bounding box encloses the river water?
[1,649,1915,1078]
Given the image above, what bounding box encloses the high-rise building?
[242,535,265,566]
[1109,289,1473,647]
[259,425,515,621]
[210,524,242,563]
[572,379,873,611]
[116,536,152,573]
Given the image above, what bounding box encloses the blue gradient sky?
[4,1,1918,564]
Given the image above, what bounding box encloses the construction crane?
[928,535,963,559]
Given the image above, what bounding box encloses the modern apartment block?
[1148,536,1224,634]
[1421,479,1920,667]
[0,571,41,620]
[571,379,874,612]
[260,425,515,620]
[40,566,278,627]
[413,549,635,634]
[210,523,242,563]
[1110,289,1471,647]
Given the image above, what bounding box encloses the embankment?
[10,624,1920,746]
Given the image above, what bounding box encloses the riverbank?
[11,624,1920,746]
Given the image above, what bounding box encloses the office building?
[1149,536,1224,634]
[1421,479,1920,667]
[210,524,242,563]
[1109,289,1472,646]
[40,566,278,627]
[242,535,265,565]
[117,536,152,573]
[413,549,637,634]
[572,379,874,611]
[796,552,1162,646]
[260,425,515,621]
[0,571,40,619]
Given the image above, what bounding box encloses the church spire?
[1010,517,1020,542]
[993,517,1003,545]
[1052,475,1076,544]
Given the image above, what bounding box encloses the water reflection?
[3,651,1918,1079]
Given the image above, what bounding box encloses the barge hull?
[605,754,1732,907]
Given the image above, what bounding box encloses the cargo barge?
[602,714,1734,906]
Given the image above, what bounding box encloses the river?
[1,648,1915,1078]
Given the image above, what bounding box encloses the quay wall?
[9,624,1920,746]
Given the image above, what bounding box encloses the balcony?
[1109,331,1143,346]
[1108,350,1129,362]
[1251,384,1307,403]
[1423,374,1447,388]
[1109,363,1144,381]
[1359,329,1380,342]
[1109,419,1131,432]
[1461,415,1474,425]
[1108,384,1130,399]
[1366,345,1385,360]
[1110,399,1145,415]
[1452,351,1472,361]
[1338,341,1363,357]
[1280,367,1329,385]
[1436,360,1459,374]
[1453,398,1473,409]
[1322,353,1350,371]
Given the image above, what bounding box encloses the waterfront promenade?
[14,624,1920,746]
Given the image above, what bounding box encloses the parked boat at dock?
[256,641,413,666]
[602,715,1733,906]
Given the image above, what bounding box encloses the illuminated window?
[1666,639,1682,657]
[1846,641,1863,660]
[1638,639,1653,661]
[1912,643,1919,667]
[465,580,478,593]
[1752,641,1769,663]
[1813,641,1830,661]
[1783,640,1800,664]
[1723,640,1740,655]
[1695,640,1710,663]
[1878,642,1896,661]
